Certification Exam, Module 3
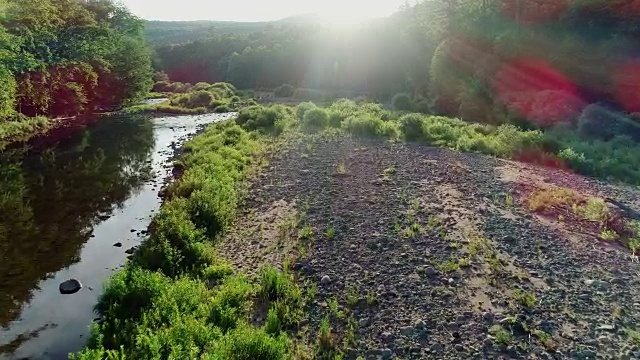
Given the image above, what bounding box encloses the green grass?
[512,289,538,309]
[0,115,51,151]
[72,120,301,359]
[324,225,336,240]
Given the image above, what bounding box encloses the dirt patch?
[218,199,298,277]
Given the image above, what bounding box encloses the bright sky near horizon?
[122,0,408,22]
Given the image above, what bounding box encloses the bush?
[192,82,212,91]
[295,102,317,120]
[153,81,192,93]
[189,90,215,108]
[236,105,294,132]
[273,84,295,98]
[342,114,398,138]
[327,111,344,128]
[216,327,289,360]
[578,103,640,141]
[392,93,415,111]
[399,113,425,141]
[551,128,640,184]
[302,108,329,129]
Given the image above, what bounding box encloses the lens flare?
[494,58,583,126]
[613,59,640,113]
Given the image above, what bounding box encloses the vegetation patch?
[525,186,640,253]
[72,120,303,359]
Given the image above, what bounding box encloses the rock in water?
[59,279,82,294]
[113,242,123,247]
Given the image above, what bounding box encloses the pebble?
[424,266,438,277]
[381,348,393,359]
[400,326,415,337]
[584,279,609,289]
[59,279,82,294]
[430,343,444,353]
[596,324,615,332]
[359,318,370,327]
[381,332,393,343]
[320,275,331,285]
[482,312,495,323]
[414,319,426,329]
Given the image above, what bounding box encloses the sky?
[122,0,409,22]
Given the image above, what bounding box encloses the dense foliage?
[72,121,307,359]
[152,1,640,125]
[0,0,153,122]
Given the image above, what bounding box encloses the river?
[0,111,234,360]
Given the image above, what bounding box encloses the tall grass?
[0,115,51,150]
[73,121,297,359]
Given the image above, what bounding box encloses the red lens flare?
[494,58,582,126]
[613,59,640,113]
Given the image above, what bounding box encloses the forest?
[0,0,152,120]
[153,1,640,122]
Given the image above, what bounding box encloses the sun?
[317,11,372,28]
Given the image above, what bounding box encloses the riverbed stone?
[59,279,82,294]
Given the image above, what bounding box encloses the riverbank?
[0,82,250,153]
[0,113,235,359]
[71,119,307,359]
[72,101,640,359]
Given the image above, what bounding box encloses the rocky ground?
[219,133,640,360]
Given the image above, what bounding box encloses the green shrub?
[153,81,192,93]
[215,104,233,113]
[273,84,295,98]
[264,307,282,335]
[326,111,344,128]
[551,129,640,184]
[216,326,289,360]
[399,113,425,141]
[578,104,640,141]
[342,114,398,138]
[206,82,237,98]
[302,108,329,130]
[392,93,415,111]
[295,102,317,120]
[192,82,212,91]
[188,90,215,108]
[0,64,16,118]
[236,105,294,132]
[259,266,291,301]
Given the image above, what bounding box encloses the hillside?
[144,14,322,45]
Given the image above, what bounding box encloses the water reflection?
[0,115,154,327]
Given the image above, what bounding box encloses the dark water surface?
[0,112,233,360]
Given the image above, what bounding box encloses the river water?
[0,112,234,360]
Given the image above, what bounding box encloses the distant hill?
[144,14,321,46]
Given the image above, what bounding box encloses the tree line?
[153,0,640,126]
[0,0,153,119]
